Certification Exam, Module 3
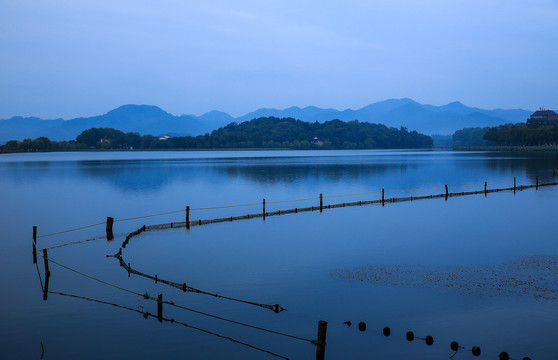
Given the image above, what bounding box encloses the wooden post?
[128,263,131,277]
[42,249,50,277]
[186,206,190,230]
[316,320,327,360]
[32,226,37,264]
[157,294,163,322]
[445,184,449,200]
[382,189,385,206]
[514,177,516,194]
[536,176,539,190]
[106,216,114,241]
[263,198,266,221]
[320,193,323,213]
[484,182,487,196]
[43,273,50,301]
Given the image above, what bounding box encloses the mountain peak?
[106,104,169,117]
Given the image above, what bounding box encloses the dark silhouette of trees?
[1,117,434,152]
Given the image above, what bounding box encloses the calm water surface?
[1,150,557,359]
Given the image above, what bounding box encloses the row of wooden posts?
[33,176,546,263]
[47,176,546,243]
[33,175,549,360]
[32,228,328,359]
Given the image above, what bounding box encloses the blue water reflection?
[1,150,557,359]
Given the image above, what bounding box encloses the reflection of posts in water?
[107,252,285,313]
[48,291,290,360]
[106,216,114,241]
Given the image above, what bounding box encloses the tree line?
[1,117,433,152]
[452,123,558,147]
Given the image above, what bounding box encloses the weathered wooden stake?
[43,273,50,301]
[263,198,266,221]
[514,177,516,193]
[382,189,385,206]
[32,226,37,264]
[157,294,163,322]
[128,262,131,277]
[316,320,327,360]
[484,182,487,196]
[155,274,158,283]
[320,193,323,213]
[42,249,50,277]
[536,176,539,190]
[186,206,190,230]
[106,216,114,241]
[445,184,449,200]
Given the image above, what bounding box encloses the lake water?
[1,150,557,359]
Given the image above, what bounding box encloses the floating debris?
[333,255,558,300]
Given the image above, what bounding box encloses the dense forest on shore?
[0,117,433,152]
[452,123,558,148]
[482,124,558,146]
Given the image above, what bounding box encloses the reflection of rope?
[50,291,290,360]
[38,252,314,345]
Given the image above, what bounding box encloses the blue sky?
[1,0,557,119]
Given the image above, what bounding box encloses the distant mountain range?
[0,98,533,143]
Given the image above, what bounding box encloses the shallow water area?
[1,150,557,359]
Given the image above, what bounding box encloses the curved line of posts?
[49,291,291,360]
[106,249,285,313]
[34,169,556,241]
[115,176,558,248]
[343,320,532,360]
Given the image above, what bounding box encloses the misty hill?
[0,99,532,143]
[0,105,235,143]
[239,99,531,134]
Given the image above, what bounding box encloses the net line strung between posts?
[49,291,291,360]
[107,250,285,313]
[35,173,552,240]
[33,248,316,346]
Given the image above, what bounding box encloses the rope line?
[114,209,185,222]
[191,202,262,211]
[323,191,381,199]
[50,291,290,360]
[109,252,285,313]
[38,252,314,345]
[34,172,555,240]
[37,222,105,238]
